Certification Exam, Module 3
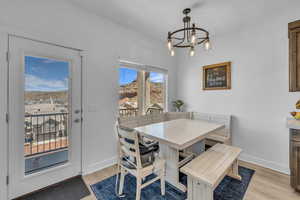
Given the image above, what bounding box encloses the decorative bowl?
[291,112,300,120]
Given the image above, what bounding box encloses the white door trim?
[0,25,88,197]
[0,31,8,200]
[80,51,88,174]
[8,35,84,198]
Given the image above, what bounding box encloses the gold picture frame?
[203,62,231,90]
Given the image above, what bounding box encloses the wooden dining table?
[134,118,225,192]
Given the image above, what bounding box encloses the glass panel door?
[24,56,70,175]
[8,36,82,199]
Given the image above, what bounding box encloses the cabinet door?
[296,142,300,191]
[289,20,300,92]
[291,140,300,190]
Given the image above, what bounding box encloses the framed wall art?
[203,62,231,90]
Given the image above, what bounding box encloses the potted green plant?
[172,100,184,112]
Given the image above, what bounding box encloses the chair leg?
[136,177,142,200]
[118,168,125,195]
[160,168,166,196]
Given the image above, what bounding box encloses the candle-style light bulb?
[204,39,211,50]
[189,46,195,57]
[191,24,197,45]
[167,39,172,51]
[170,49,175,56]
[191,30,197,45]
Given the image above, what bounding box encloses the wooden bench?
[180,144,242,200]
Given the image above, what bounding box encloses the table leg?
[185,140,205,156]
[227,159,242,181]
[159,142,186,192]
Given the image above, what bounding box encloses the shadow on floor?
[14,176,90,200]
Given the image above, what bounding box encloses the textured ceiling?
[68,0,294,41]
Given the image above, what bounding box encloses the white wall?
[0,32,8,200]
[176,1,300,174]
[0,0,177,177]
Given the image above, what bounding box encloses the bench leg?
[187,177,213,200]
[228,159,242,181]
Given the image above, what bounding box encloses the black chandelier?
[167,8,211,56]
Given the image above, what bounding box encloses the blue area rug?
[91,166,254,200]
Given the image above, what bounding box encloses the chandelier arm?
[169,27,209,36]
[174,40,185,47]
[183,22,186,41]
[186,22,191,42]
[171,36,208,41]
[197,37,209,40]
[172,37,184,45]
[173,38,207,48]
[173,44,192,48]
[171,37,185,40]
[196,39,207,45]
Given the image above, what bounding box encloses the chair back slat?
[120,145,137,157]
[117,126,137,140]
[116,118,142,168]
[120,138,136,150]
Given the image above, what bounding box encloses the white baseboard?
[239,153,290,175]
[81,153,290,177]
[82,156,117,176]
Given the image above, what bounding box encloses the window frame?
[118,60,168,116]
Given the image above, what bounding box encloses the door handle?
[74,119,81,123]
[74,110,81,114]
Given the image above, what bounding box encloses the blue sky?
[119,68,164,85]
[25,56,69,92]
[25,59,163,91]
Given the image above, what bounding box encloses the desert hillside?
[119,81,163,106]
[25,91,68,103]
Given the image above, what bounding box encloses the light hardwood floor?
[82,161,300,200]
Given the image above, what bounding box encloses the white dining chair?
[116,121,166,200]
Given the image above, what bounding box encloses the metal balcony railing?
[146,107,163,115]
[24,112,69,157]
[119,107,163,117]
[119,108,138,117]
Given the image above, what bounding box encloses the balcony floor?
[25,149,68,175]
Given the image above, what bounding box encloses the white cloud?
[150,73,164,83]
[25,74,68,91]
[42,59,61,64]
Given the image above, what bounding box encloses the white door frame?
[7,35,85,199]
[0,32,8,200]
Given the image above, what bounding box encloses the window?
[145,72,165,114]
[119,68,139,116]
[118,62,167,117]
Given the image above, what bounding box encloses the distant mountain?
[119,81,163,105]
[119,80,138,100]
[25,91,68,103]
